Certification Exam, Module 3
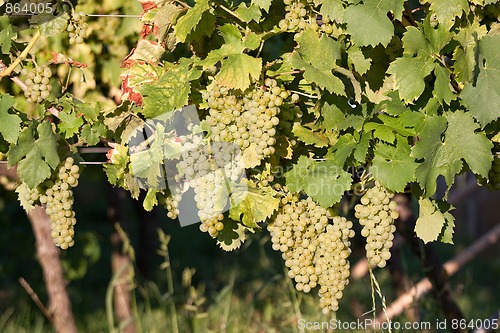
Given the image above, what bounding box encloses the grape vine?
[0,0,499,315]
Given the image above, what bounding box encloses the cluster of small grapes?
[176,137,244,237]
[21,65,52,103]
[316,217,355,314]
[204,78,289,162]
[268,197,331,293]
[354,181,399,268]
[39,157,80,249]
[479,155,500,190]
[68,11,90,45]
[278,0,308,31]
[268,197,355,313]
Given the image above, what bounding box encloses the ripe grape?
[22,65,52,103]
[268,196,355,313]
[42,157,80,249]
[69,11,90,45]
[354,181,399,268]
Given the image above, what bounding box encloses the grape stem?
[288,89,320,99]
[0,30,41,79]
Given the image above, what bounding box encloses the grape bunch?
[316,217,355,314]
[40,157,80,249]
[203,78,290,162]
[68,11,90,45]
[268,197,331,293]
[279,0,309,32]
[21,65,52,103]
[479,155,500,190]
[268,197,355,313]
[354,181,399,268]
[176,136,244,237]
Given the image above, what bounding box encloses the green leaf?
[292,123,329,147]
[319,0,345,23]
[433,65,456,105]
[411,112,493,197]
[387,55,434,102]
[372,138,417,192]
[215,54,262,91]
[291,53,345,94]
[129,123,167,189]
[0,26,16,54]
[8,122,60,189]
[81,123,107,145]
[32,13,70,37]
[285,157,352,207]
[364,114,417,144]
[58,111,84,139]
[235,3,261,22]
[229,183,279,228]
[415,198,451,243]
[424,0,469,30]
[143,189,159,211]
[216,219,246,251]
[461,33,500,127]
[252,0,272,12]
[136,62,198,118]
[452,21,487,84]
[0,94,21,144]
[344,0,395,47]
[175,0,210,42]
[295,29,341,71]
[347,46,372,75]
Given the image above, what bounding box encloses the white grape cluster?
[203,78,289,162]
[39,157,80,249]
[21,65,52,103]
[316,217,355,314]
[176,136,243,237]
[354,181,399,268]
[268,197,355,313]
[68,11,90,45]
[279,0,308,31]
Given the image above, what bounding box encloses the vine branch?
[0,30,41,79]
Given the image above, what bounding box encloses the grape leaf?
[229,183,279,228]
[8,122,60,189]
[0,94,21,144]
[291,29,345,94]
[347,46,372,75]
[387,55,434,103]
[364,114,417,144]
[452,21,487,84]
[216,219,247,251]
[319,0,345,23]
[423,0,469,30]
[344,0,396,47]
[372,138,417,193]
[415,198,453,243]
[31,13,70,37]
[292,123,329,147]
[411,112,493,197]
[143,189,159,211]
[58,111,84,139]
[81,123,107,145]
[461,33,500,127]
[215,54,262,91]
[129,123,167,189]
[433,65,456,105]
[235,3,261,22]
[252,0,272,12]
[285,157,352,207]
[175,0,210,42]
[0,26,16,54]
[136,61,200,118]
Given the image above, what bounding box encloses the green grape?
[354,181,399,268]
[268,196,355,313]
[43,157,80,249]
[69,11,90,45]
[23,65,52,103]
